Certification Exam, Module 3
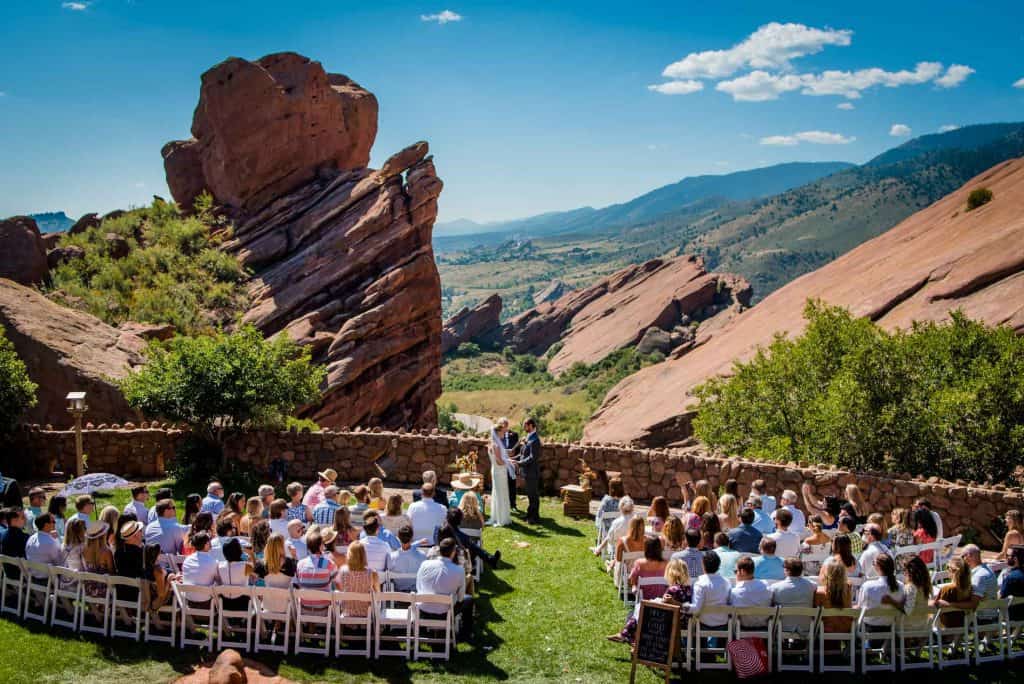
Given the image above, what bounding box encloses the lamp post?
[66,391,88,477]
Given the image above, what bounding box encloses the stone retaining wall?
[8,425,1023,547]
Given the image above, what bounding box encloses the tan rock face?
[165,52,443,431]
[441,293,502,354]
[0,216,48,286]
[163,52,378,214]
[585,157,1024,446]
[0,278,144,427]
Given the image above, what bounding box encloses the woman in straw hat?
[448,473,484,508]
[303,467,338,510]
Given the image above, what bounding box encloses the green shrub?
[437,402,460,433]
[693,300,1024,483]
[966,187,993,211]
[0,325,37,435]
[456,342,481,358]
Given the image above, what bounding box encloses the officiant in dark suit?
[515,418,542,524]
[501,420,520,511]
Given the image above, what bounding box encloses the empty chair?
[775,606,819,672]
[373,591,414,658]
[77,571,111,637]
[412,593,455,661]
[215,585,255,652]
[383,571,418,593]
[0,554,24,618]
[292,588,333,656]
[49,565,82,631]
[817,608,859,673]
[252,586,292,654]
[107,575,144,641]
[334,590,373,657]
[21,560,52,625]
[615,551,643,600]
[173,583,216,650]
[732,606,778,672]
[898,609,938,671]
[858,607,899,673]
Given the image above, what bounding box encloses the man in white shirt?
[144,499,188,554]
[771,490,806,537]
[200,482,225,515]
[770,558,817,633]
[687,551,732,628]
[858,526,892,578]
[359,512,391,572]
[767,508,801,559]
[123,485,150,522]
[416,538,471,638]
[407,483,448,544]
[181,532,219,586]
[25,513,62,576]
[729,555,773,627]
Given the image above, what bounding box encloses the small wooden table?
[560,484,591,519]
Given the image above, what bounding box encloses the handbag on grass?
[727,636,769,679]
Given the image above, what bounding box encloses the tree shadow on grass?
[504,515,584,539]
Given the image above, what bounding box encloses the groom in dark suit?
[516,418,542,524]
[502,422,520,511]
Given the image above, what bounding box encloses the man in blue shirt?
[312,485,341,526]
[728,507,764,553]
[200,482,225,515]
[144,499,188,554]
[359,510,401,550]
[747,496,775,535]
[1001,547,1024,620]
[754,538,785,580]
[387,525,426,590]
[671,528,706,579]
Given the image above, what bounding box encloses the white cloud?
[662,22,852,80]
[837,102,855,110]
[647,80,703,95]
[938,124,960,133]
[760,130,856,146]
[1014,78,1024,89]
[798,62,943,98]
[62,1,89,9]
[715,70,804,101]
[890,123,912,137]
[935,64,974,88]
[420,9,462,24]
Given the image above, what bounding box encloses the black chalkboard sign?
[630,601,681,683]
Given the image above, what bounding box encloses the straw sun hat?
[451,473,482,490]
[86,521,110,540]
[318,468,338,483]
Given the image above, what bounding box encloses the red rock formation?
[500,255,750,376]
[0,278,144,427]
[0,216,48,286]
[585,157,1024,447]
[441,293,502,354]
[164,53,443,430]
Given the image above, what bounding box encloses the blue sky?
[1,0,1022,223]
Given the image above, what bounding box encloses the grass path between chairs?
[3,484,1024,683]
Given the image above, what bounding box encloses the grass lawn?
[4,484,1024,683]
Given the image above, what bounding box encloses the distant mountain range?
[28,211,74,233]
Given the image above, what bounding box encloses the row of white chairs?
[0,555,456,660]
[669,599,1024,673]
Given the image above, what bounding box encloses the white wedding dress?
[488,428,511,526]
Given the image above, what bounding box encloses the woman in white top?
[217,538,254,611]
[487,421,511,527]
[381,494,413,535]
[855,554,903,627]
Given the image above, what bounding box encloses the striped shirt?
[295,553,336,608]
[286,503,309,522]
[312,500,340,526]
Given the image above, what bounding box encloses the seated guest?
[303,469,336,510]
[285,482,311,523]
[718,494,741,531]
[746,495,775,535]
[286,519,309,561]
[47,496,68,540]
[254,533,296,590]
[257,485,275,519]
[913,498,943,540]
[612,517,648,573]
[144,499,187,554]
[693,480,718,513]
[359,511,393,571]
[312,486,341,526]
[142,543,176,622]
[82,521,115,598]
[683,495,711,531]
[824,534,860,578]
[723,479,740,498]
[221,493,245,523]
[412,470,449,505]
[963,544,999,622]
[610,558,692,644]
[268,499,289,537]
[201,482,225,515]
[321,529,345,568]
[858,525,892,578]
[887,507,915,548]
[933,557,977,626]
[728,507,763,554]
[800,483,841,529]
[0,508,10,545]
[594,477,625,536]
[800,516,831,575]
[884,556,931,633]
[771,558,816,632]
[842,485,868,524]
[856,554,903,629]
[217,538,254,609]
[439,507,500,569]
[771,490,806,537]
[148,488,174,524]
[73,495,95,524]
[367,477,386,510]
[123,486,150,524]
[387,525,426,591]
[183,511,214,555]
[417,537,472,639]
[998,510,1024,561]
[331,507,360,555]
[457,492,485,531]
[25,488,46,533]
[335,540,379,617]
[349,485,371,525]
[98,505,121,549]
[210,517,237,562]
[767,508,801,558]
[729,555,772,627]
[815,561,853,633]
[754,538,785,580]
[113,520,145,580]
[407,483,447,544]
[181,494,202,526]
[181,531,218,586]
[647,496,671,534]
[382,493,413,534]
[712,532,741,579]
[295,531,336,612]
[911,508,938,563]
[239,496,263,536]
[700,512,721,550]
[25,513,62,571]
[249,519,271,561]
[629,536,669,600]
[671,528,706,580]
[592,496,635,556]
[661,515,686,555]
[62,518,87,572]
[686,551,731,630]
[836,516,863,556]
[751,479,776,515]
[1000,547,1024,620]
[866,513,885,529]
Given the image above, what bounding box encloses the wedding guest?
[448,473,484,509]
[771,558,816,632]
[217,538,254,609]
[857,555,903,629]
[144,499,187,554]
[183,511,214,555]
[594,477,625,537]
[609,559,691,644]
[815,561,853,633]
[201,482,225,515]
[771,490,806,536]
[412,470,449,505]
[914,498,943,540]
[286,519,309,561]
[837,516,863,555]
[912,508,938,564]
[998,510,1024,561]
[751,480,776,515]
[181,531,218,587]
[239,497,263,536]
[612,517,647,573]
[592,496,635,557]
[47,495,67,540]
[82,521,115,597]
[754,538,784,580]
[887,507,915,547]
[181,494,202,526]
[359,511,395,571]
[699,512,721,550]
[728,507,763,554]
[628,536,669,600]
[367,477,386,510]
[687,551,731,630]
[933,557,973,627]
[884,556,932,634]
[257,485,275,518]
[711,532,741,579]
[407,483,447,544]
[746,495,775,535]
[124,486,150,523]
[99,505,121,548]
[387,525,426,591]
[253,533,296,590]
[62,518,87,571]
[417,538,472,639]
[73,495,95,524]
[335,540,378,617]
[331,507,360,555]
[249,519,271,560]
[1000,547,1024,620]
[671,528,706,579]
[647,496,671,534]
[381,493,413,534]
[718,494,741,531]
[767,508,800,558]
[824,534,860,578]
[113,520,145,582]
[285,482,311,523]
[268,499,289,537]
[25,513,62,569]
[661,515,686,555]
[302,468,337,510]
[730,555,773,627]
[349,485,371,525]
[457,492,485,531]
[221,492,245,522]
[312,486,342,526]
[148,488,174,524]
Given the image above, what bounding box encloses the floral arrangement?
[453,449,480,475]
[578,458,597,488]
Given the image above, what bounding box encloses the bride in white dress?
[488,423,511,526]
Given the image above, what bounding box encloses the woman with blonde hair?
[609,516,647,574]
[999,509,1024,561]
[381,493,412,535]
[239,497,263,536]
[661,515,685,554]
[815,560,853,632]
[684,496,711,530]
[933,557,972,627]
[335,540,380,617]
[844,484,867,522]
[367,477,386,510]
[609,559,693,644]
[82,522,115,603]
[718,494,740,531]
[458,491,486,530]
[98,505,120,549]
[887,507,915,547]
[254,533,296,590]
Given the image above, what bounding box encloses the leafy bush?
[437,401,460,433]
[455,342,481,358]
[46,199,248,335]
[120,326,325,471]
[0,325,37,435]
[966,187,993,211]
[693,300,1024,483]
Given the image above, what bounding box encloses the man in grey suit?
[515,418,542,524]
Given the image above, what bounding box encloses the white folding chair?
[934,535,961,573]
[77,572,111,637]
[412,594,455,661]
[0,554,25,618]
[108,575,144,641]
[49,566,82,631]
[596,511,618,545]
[898,610,937,670]
[775,606,819,672]
[21,560,52,625]
[144,596,179,646]
[253,586,292,654]
[631,576,668,609]
[334,591,373,657]
[857,607,898,672]
[173,583,216,650]
[973,598,1006,664]
[460,527,484,582]
[732,606,777,671]
[292,588,333,656]
[373,591,414,658]
[817,608,859,673]
[384,572,419,593]
[694,607,732,671]
[616,551,643,603]
[931,605,972,669]
[1007,596,1024,659]
[216,585,255,652]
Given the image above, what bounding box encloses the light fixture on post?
[66,391,88,477]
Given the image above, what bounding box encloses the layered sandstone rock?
[586,157,1024,446]
[164,53,443,430]
[441,293,502,354]
[0,216,48,286]
[501,255,750,376]
[0,279,143,427]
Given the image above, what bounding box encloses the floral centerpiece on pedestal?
[451,449,481,478]
[577,458,597,489]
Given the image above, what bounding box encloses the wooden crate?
[560,484,592,519]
